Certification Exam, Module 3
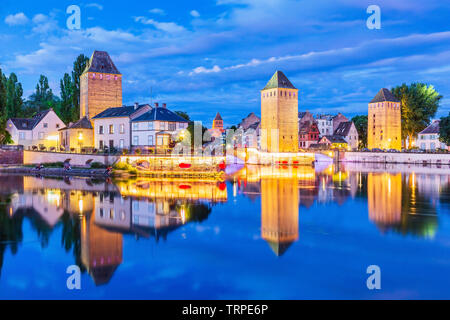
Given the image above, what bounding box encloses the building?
[260,71,299,153]
[59,117,94,152]
[368,88,402,150]
[318,135,348,149]
[299,121,320,149]
[80,51,123,119]
[208,112,225,139]
[131,103,190,153]
[334,121,359,150]
[332,113,349,133]
[315,114,334,137]
[298,111,315,126]
[418,120,448,151]
[238,112,260,130]
[92,103,151,151]
[6,109,66,150]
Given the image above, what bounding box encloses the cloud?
[134,16,186,33]
[190,10,201,18]
[86,3,104,10]
[30,13,59,34]
[4,13,29,26]
[149,8,166,15]
[190,65,221,75]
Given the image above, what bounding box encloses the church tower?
[261,71,299,153]
[212,112,224,131]
[80,51,123,119]
[368,88,402,150]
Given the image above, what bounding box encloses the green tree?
[0,69,9,144]
[71,54,89,120]
[59,73,74,123]
[391,83,442,148]
[5,73,23,118]
[28,75,55,111]
[439,113,450,145]
[351,115,368,149]
[175,111,190,121]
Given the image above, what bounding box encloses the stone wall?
[342,151,450,166]
[23,150,119,166]
[0,145,24,165]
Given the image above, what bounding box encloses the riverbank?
[0,166,111,177]
[342,151,450,166]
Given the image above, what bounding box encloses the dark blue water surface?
[0,164,449,299]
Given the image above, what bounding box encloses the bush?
[113,162,138,174]
[122,148,129,155]
[135,148,141,155]
[90,162,106,169]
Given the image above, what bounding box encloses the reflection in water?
[0,165,448,288]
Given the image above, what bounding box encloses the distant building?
[319,135,348,150]
[299,121,320,149]
[261,71,299,153]
[131,103,189,152]
[92,103,151,151]
[238,112,260,131]
[334,121,359,150]
[80,51,123,119]
[59,116,94,152]
[208,112,225,139]
[418,120,448,151]
[6,109,66,150]
[315,114,334,137]
[332,113,349,133]
[368,88,402,150]
[298,111,315,126]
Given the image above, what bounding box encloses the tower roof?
[262,71,296,90]
[84,51,121,75]
[370,88,400,103]
[214,112,223,121]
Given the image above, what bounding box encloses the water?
[0,163,449,299]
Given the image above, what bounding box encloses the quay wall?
[23,151,119,166]
[342,152,450,166]
[0,145,23,165]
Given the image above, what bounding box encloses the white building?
[92,103,151,151]
[315,114,334,137]
[418,120,448,151]
[334,121,359,150]
[131,104,189,153]
[6,109,66,150]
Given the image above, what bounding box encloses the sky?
[1,0,450,126]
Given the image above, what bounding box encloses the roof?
[10,109,52,131]
[214,112,223,121]
[322,135,347,144]
[334,121,353,136]
[315,114,333,120]
[59,116,93,131]
[262,71,296,90]
[92,105,147,119]
[370,88,400,103]
[132,107,190,123]
[83,51,121,75]
[267,240,294,257]
[419,120,440,134]
[299,121,318,134]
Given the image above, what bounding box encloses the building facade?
[92,104,151,151]
[315,114,334,137]
[208,112,225,139]
[80,51,123,119]
[367,88,402,150]
[299,121,320,149]
[332,113,349,133]
[334,121,359,150]
[261,71,299,153]
[417,120,448,151]
[6,109,66,150]
[59,117,94,152]
[131,104,189,153]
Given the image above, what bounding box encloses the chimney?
[155,103,159,108]
[134,102,139,110]
[163,103,167,108]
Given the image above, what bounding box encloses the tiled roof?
[10,109,51,130]
[132,107,190,123]
[334,121,353,136]
[263,71,296,90]
[84,51,121,75]
[92,105,147,119]
[419,120,440,134]
[370,88,400,103]
[322,135,347,144]
[299,121,318,134]
[60,116,93,130]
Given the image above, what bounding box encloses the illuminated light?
[218,182,226,191]
[9,207,13,216]
[180,207,186,224]
[79,199,84,214]
[179,184,192,189]
[179,163,191,169]
[46,135,59,141]
[78,133,83,141]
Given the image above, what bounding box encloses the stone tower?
[212,112,224,130]
[80,51,123,119]
[368,88,402,150]
[260,71,299,153]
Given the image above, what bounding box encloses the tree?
[351,115,368,149]
[71,54,89,120]
[59,73,74,123]
[0,69,9,144]
[439,113,450,145]
[5,73,23,118]
[28,75,55,111]
[391,83,442,148]
[175,111,190,121]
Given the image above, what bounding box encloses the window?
[168,123,176,131]
[148,122,154,130]
[109,140,114,149]
[133,123,138,131]
[56,124,60,128]
[43,123,48,128]
[109,124,114,134]
[148,135,154,146]
[38,132,45,139]
[109,209,114,219]
[119,139,124,149]
[99,140,104,149]
[19,132,25,140]
[120,124,125,134]
[133,136,139,146]
[99,126,104,134]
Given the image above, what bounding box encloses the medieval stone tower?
[367,88,402,150]
[212,112,224,130]
[260,71,299,153]
[80,51,123,119]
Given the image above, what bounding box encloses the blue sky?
[1,0,450,126]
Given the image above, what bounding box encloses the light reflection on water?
[0,163,449,299]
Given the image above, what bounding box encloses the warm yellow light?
[47,135,59,141]
[78,133,83,141]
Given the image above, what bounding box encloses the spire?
[262,71,296,90]
[83,51,121,75]
[370,88,400,103]
[214,112,223,121]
